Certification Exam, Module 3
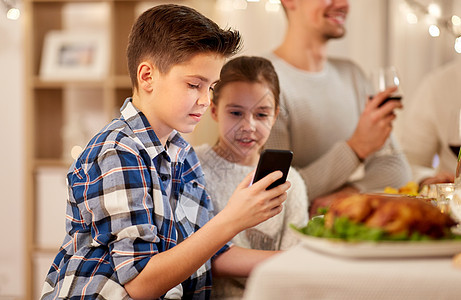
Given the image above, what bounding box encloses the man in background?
[265,0,411,215]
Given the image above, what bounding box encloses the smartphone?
[252,149,293,190]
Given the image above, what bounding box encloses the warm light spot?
[428,3,441,18]
[428,24,440,37]
[71,146,83,160]
[455,37,461,53]
[452,15,461,26]
[6,8,20,20]
[406,12,418,24]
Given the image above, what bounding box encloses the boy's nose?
[197,91,211,107]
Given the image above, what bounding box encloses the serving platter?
[292,228,461,258]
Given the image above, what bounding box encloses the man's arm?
[352,134,412,192]
[266,92,360,200]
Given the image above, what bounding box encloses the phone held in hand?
[252,149,293,190]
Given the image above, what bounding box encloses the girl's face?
[211,81,279,166]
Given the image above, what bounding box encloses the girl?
[195,56,308,299]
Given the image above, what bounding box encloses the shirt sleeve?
[71,145,160,285]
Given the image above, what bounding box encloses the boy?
[40,4,289,300]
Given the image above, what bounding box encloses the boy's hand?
[221,170,290,235]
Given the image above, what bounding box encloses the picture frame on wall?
[39,30,108,81]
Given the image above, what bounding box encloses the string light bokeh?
[2,0,20,20]
[403,0,461,53]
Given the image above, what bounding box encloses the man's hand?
[420,171,455,187]
[347,86,402,160]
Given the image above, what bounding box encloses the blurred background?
[1,0,460,298]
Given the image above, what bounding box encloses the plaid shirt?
[41,99,228,299]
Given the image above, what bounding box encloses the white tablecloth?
[243,244,461,299]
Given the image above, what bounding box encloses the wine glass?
[435,183,456,214]
[369,66,403,157]
[370,66,403,107]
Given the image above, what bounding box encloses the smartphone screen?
[252,149,293,190]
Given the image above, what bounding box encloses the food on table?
[383,181,419,196]
[325,194,456,239]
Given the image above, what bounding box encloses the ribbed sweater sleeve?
[299,141,361,199]
[353,135,412,191]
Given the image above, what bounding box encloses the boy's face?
[211,81,278,166]
[147,53,225,143]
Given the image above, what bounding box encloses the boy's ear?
[137,61,156,92]
[210,102,219,121]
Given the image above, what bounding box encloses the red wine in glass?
[371,66,403,107]
[378,95,402,107]
[449,145,461,157]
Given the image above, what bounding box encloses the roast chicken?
[324,194,456,238]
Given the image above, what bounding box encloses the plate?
[292,228,461,258]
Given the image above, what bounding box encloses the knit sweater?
[195,144,309,299]
[265,53,412,199]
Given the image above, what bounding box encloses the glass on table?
[450,187,461,234]
[419,183,438,206]
[450,188,461,222]
[435,183,456,214]
[419,183,438,198]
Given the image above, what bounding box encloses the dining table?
[243,241,461,299]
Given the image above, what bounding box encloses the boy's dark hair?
[212,56,280,109]
[127,4,242,89]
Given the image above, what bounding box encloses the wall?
[0,10,24,299]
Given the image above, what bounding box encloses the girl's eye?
[188,83,200,89]
[230,111,242,117]
[257,113,269,118]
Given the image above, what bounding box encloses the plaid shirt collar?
[120,98,190,164]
